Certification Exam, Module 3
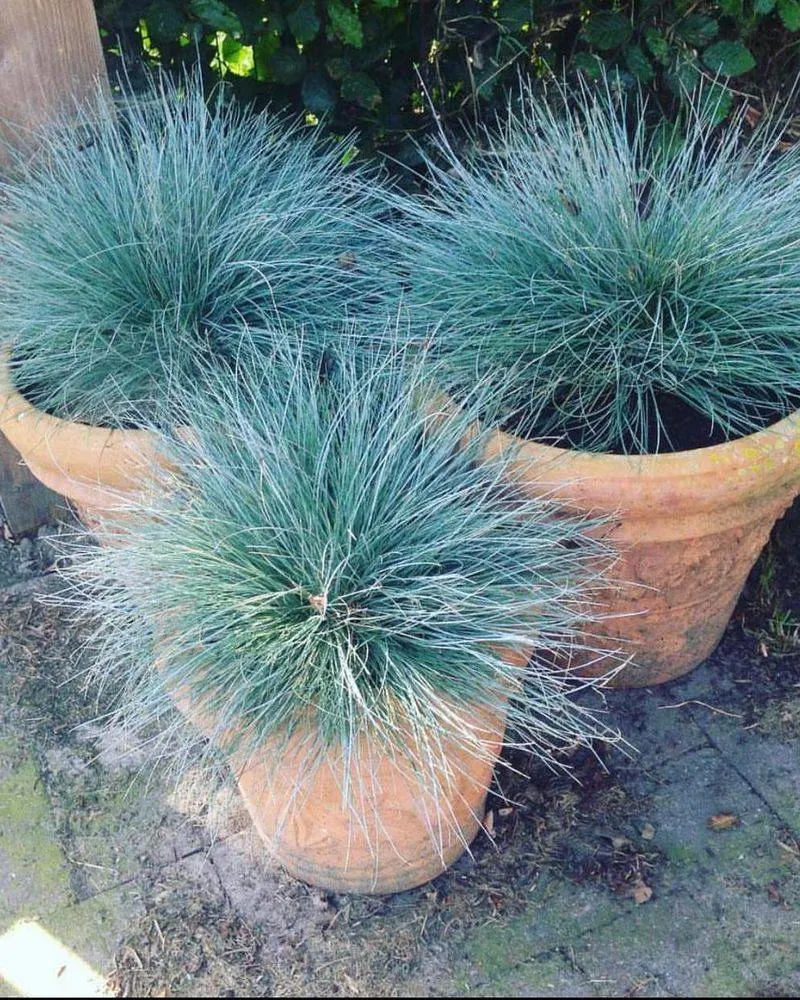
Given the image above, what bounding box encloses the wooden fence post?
[0,0,110,168]
[0,0,109,536]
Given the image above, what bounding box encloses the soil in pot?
[502,388,799,456]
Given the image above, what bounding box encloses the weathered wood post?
[0,0,110,536]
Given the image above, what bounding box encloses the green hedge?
[94,2,800,152]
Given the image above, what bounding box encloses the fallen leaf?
[611,834,632,850]
[743,104,762,128]
[489,891,505,912]
[483,810,495,837]
[708,812,740,831]
[498,807,514,818]
[767,882,785,906]
[626,879,653,905]
[640,822,656,841]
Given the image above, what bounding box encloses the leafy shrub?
[0,69,389,427]
[63,336,622,795]
[383,79,800,454]
[92,2,800,149]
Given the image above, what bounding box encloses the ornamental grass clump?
[64,337,622,815]
[388,81,800,454]
[0,71,389,428]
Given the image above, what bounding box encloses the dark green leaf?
[778,0,800,30]
[571,52,605,80]
[607,67,637,92]
[302,70,338,114]
[143,2,185,45]
[696,81,734,124]
[328,1,364,48]
[264,3,286,34]
[227,0,267,34]
[288,1,321,44]
[188,0,243,33]
[644,29,672,65]
[353,39,391,69]
[702,40,756,77]
[625,44,654,84]
[268,47,307,84]
[582,11,632,50]
[496,0,533,31]
[253,32,280,80]
[666,55,700,95]
[650,120,684,165]
[372,0,400,7]
[754,0,776,12]
[675,14,718,47]
[340,70,381,109]
[326,56,351,81]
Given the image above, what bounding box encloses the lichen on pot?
[380,78,800,684]
[59,339,624,893]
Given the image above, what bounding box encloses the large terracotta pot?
[0,351,171,525]
[480,414,800,687]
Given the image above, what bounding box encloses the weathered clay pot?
[164,646,525,895]
[234,704,506,894]
[480,414,800,687]
[0,351,172,525]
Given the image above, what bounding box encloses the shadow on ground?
[1,512,799,998]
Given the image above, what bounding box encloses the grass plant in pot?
[384,81,800,687]
[0,69,391,524]
[63,338,623,894]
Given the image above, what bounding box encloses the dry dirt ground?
[1,508,799,998]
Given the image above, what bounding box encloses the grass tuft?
[0,70,392,427]
[385,79,800,454]
[57,332,625,825]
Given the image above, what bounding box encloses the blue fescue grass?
[0,69,393,427]
[58,332,624,817]
[383,79,800,454]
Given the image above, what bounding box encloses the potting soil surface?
[1,511,799,998]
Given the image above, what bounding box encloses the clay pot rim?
[0,347,180,501]
[476,401,800,516]
[0,346,157,453]
[487,407,800,473]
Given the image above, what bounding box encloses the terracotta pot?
[234,704,506,895]
[0,350,173,526]
[164,646,526,895]
[479,414,800,687]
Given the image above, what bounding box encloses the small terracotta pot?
[0,350,173,525]
[234,705,506,895]
[479,415,800,687]
[164,646,526,895]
